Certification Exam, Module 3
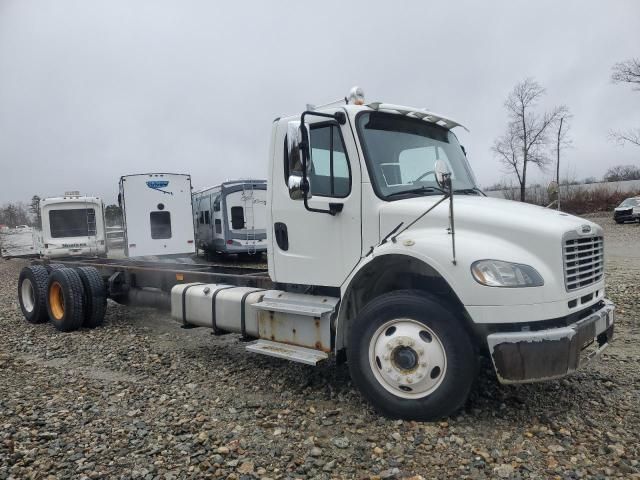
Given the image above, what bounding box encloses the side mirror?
[287,121,312,200]
[434,159,451,189]
[287,121,311,170]
[288,174,312,200]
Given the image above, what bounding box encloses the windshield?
[356,112,477,199]
[619,198,639,207]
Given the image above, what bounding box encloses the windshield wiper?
[453,187,486,196]
[386,186,446,198]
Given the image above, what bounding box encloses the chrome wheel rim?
[21,278,35,313]
[368,318,447,399]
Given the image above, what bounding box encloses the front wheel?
[347,290,476,421]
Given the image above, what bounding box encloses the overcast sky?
[0,0,638,204]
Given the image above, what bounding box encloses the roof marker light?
[347,86,365,105]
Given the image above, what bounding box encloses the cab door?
[270,115,362,287]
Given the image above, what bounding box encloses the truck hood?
[378,195,604,307]
[379,195,601,242]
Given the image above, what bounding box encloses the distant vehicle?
[105,226,125,248]
[192,180,267,257]
[14,225,32,232]
[613,197,640,224]
[119,173,196,257]
[34,193,107,258]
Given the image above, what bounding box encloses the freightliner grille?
[563,235,604,291]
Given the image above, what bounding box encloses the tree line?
[493,57,640,201]
[0,195,123,229]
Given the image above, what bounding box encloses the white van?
[37,193,107,258]
[192,180,267,256]
[119,173,196,257]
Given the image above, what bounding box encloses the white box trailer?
[36,193,107,258]
[192,180,267,256]
[118,173,196,257]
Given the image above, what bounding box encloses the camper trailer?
[36,193,107,258]
[192,180,267,257]
[119,173,196,257]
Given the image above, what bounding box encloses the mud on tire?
[18,265,50,324]
[46,268,85,332]
[75,267,107,328]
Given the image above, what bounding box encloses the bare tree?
[610,58,640,147]
[493,78,562,201]
[553,106,572,209]
[604,164,640,182]
[29,195,41,228]
[611,58,640,89]
[609,128,640,147]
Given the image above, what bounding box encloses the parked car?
[613,197,640,224]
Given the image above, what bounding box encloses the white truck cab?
[37,193,107,258]
[259,88,614,418]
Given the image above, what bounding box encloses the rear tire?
[46,263,66,272]
[347,290,476,421]
[18,265,50,324]
[46,268,85,332]
[75,267,107,328]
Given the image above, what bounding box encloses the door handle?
[274,222,288,251]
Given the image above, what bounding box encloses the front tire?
[347,290,476,421]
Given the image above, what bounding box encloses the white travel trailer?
[36,193,107,258]
[192,180,267,256]
[119,173,196,257]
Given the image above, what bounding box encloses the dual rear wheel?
[18,265,107,331]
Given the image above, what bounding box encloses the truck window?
[199,212,204,224]
[150,211,172,239]
[309,124,350,197]
[49,209,96,238]
[231,207,245,230]
[215,218,222,234]
[204,211,210,224]
[284,124,351,198]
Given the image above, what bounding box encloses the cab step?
[252,296,338,318]
[245,339,328,365]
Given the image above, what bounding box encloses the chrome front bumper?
[487,299,615,384]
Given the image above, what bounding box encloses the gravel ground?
[0,214,638,479]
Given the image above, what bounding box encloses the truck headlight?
[471,260,544,287]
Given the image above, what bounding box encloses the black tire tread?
[75,266,107,328]
[347,289,476,421]
[46,268,85,332]
[18,265,50,324]
[46,263,66,273]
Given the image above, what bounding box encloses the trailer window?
[230,206,245,230]
[215,219,222,234]
[150,211,172,239]
[49,208,97,238]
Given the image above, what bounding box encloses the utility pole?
[555,116,564,210]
